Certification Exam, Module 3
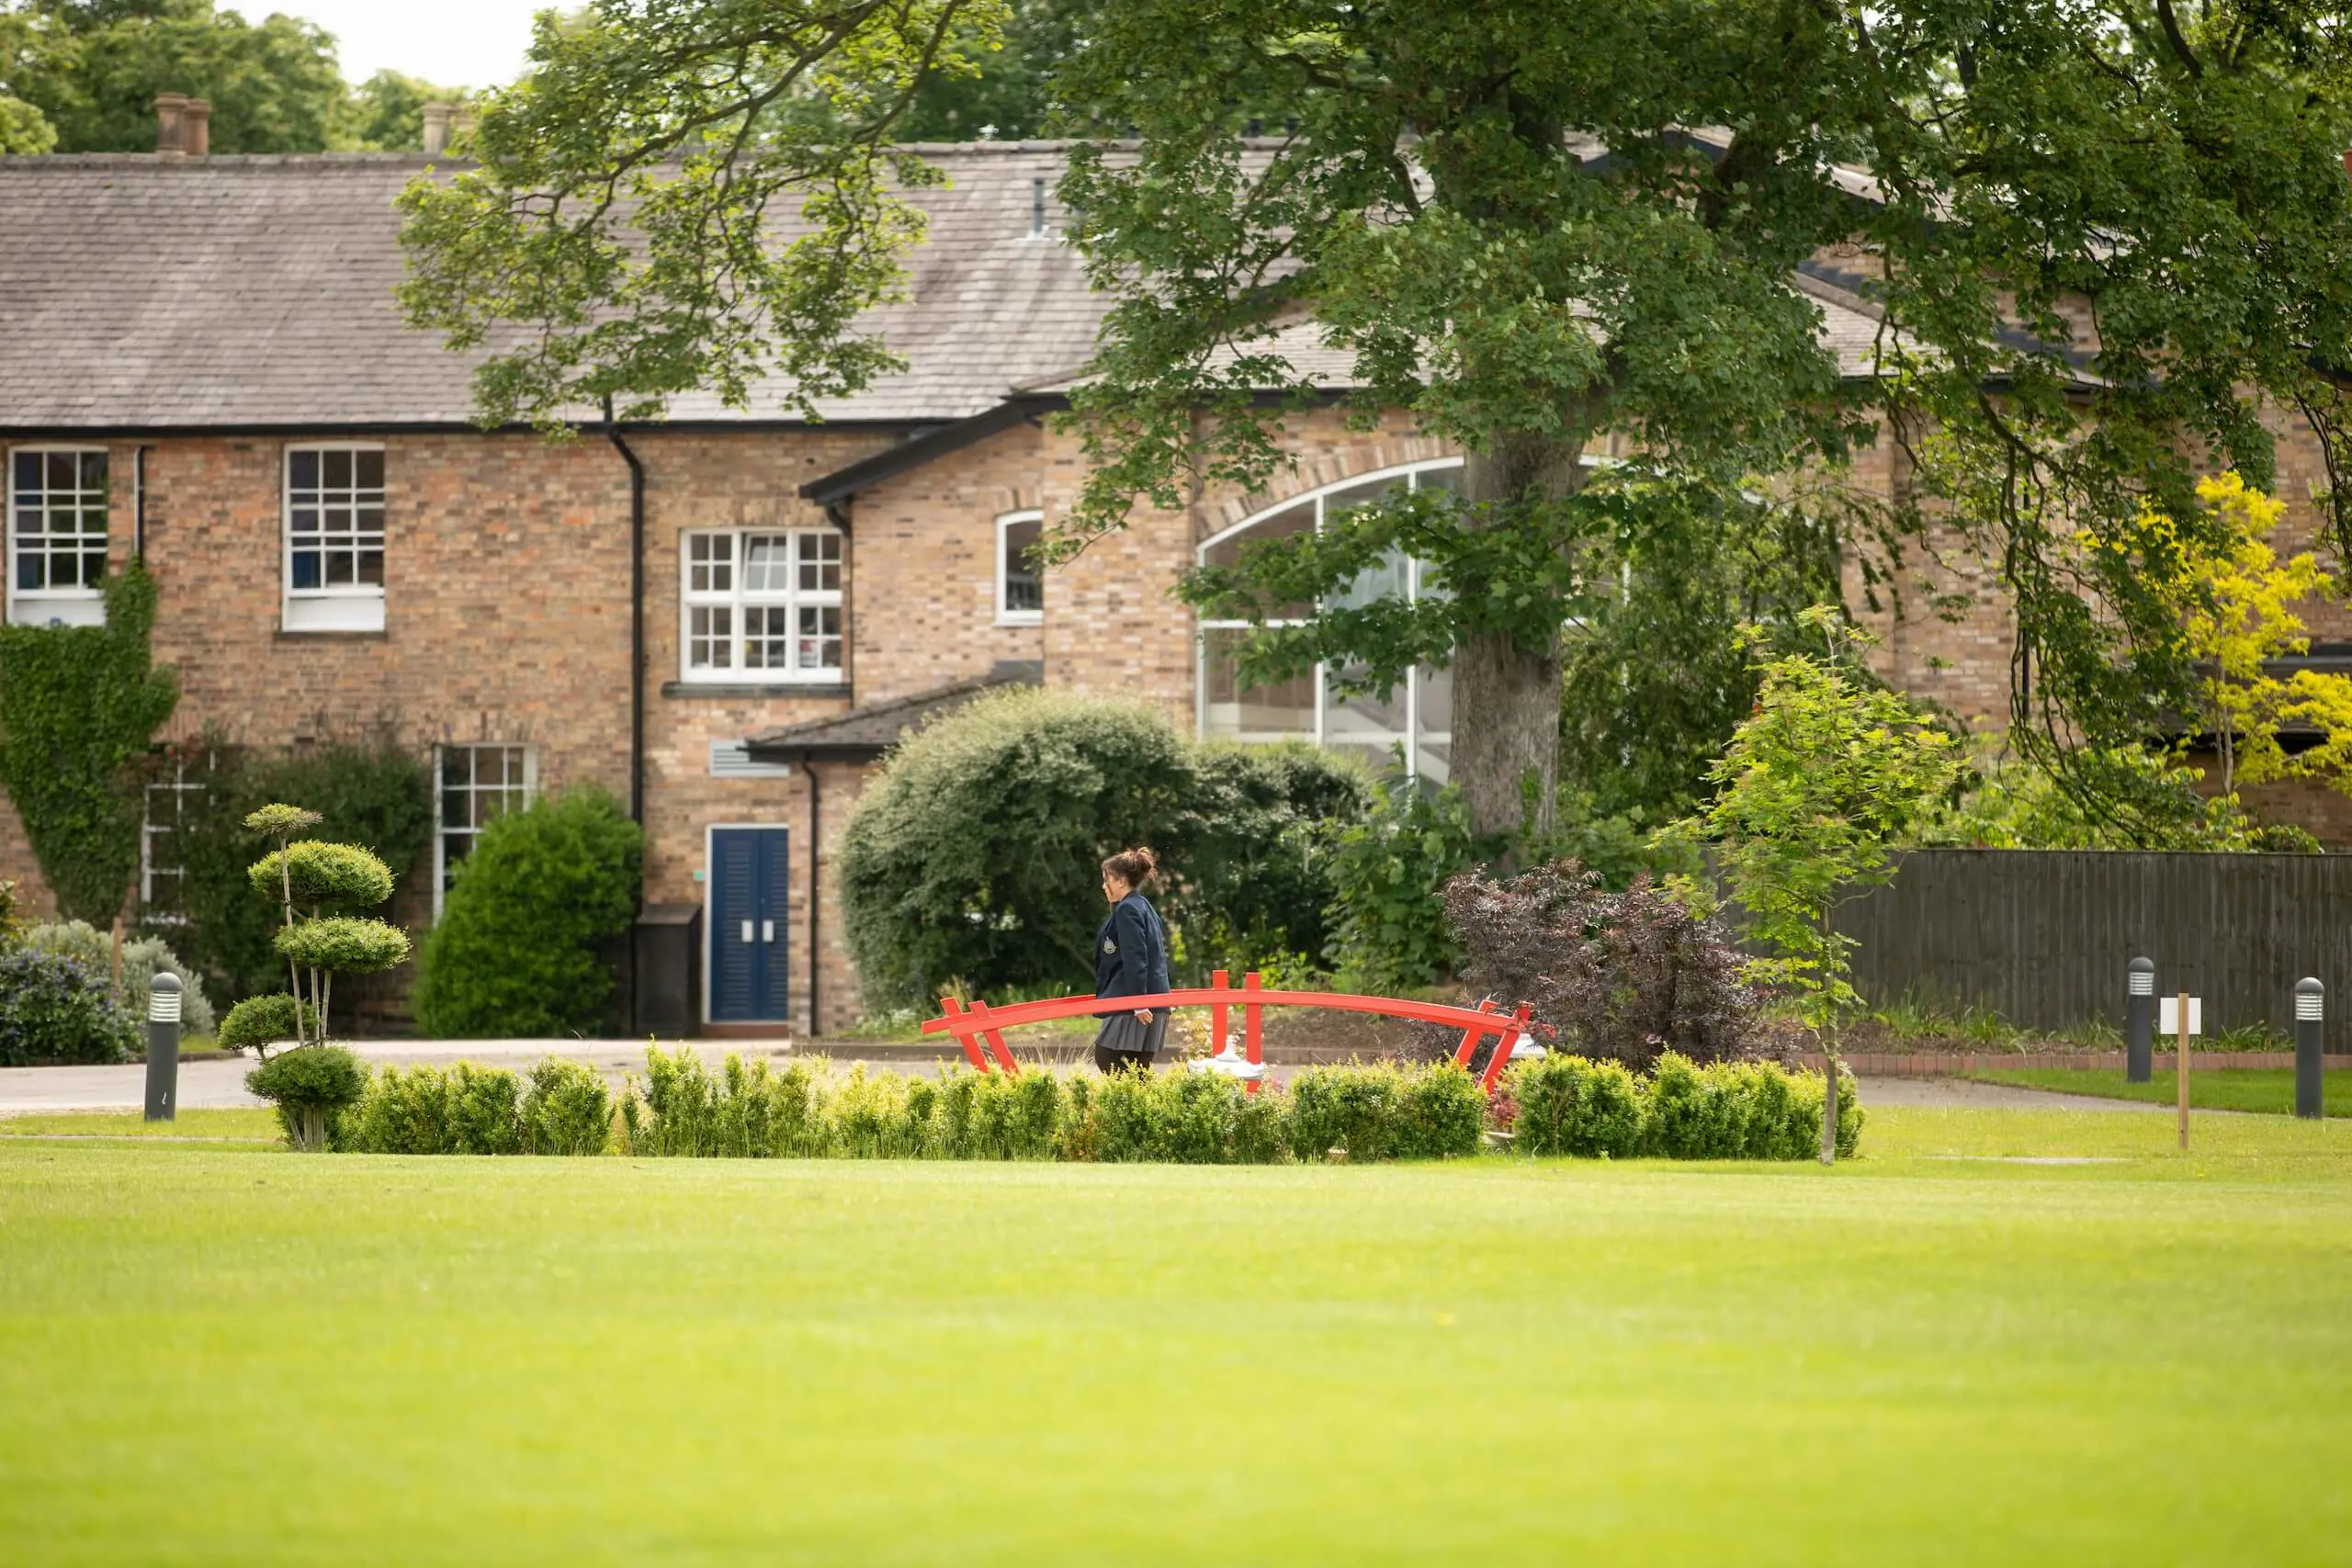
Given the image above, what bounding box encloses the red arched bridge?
[919,969,1536,1092]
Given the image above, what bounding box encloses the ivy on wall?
[0,565,179,922]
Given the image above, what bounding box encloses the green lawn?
[0,1107,280,1142]
[5,1110,2351,1564]
[1970,1066,2352,1116]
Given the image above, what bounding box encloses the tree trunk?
[1820,1041,1839,1165]
[1455,431,1590,843]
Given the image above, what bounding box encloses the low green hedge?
[1509,1050,1862,1160]
[280,1046,1859,1163]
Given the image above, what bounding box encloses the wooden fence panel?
[1836,851,2352,1051]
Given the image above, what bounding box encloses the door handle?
[741,920,754,943]
[762,919,775,943]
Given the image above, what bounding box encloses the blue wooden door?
[708,828,790,1022]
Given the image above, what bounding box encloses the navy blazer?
[1093,892,1170,1003]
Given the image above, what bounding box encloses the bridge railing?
[918,968,1535,1092]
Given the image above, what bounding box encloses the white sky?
[257,1,552,91]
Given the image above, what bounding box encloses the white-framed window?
[7,446,109,627]
[283,445,386,633]
[141,756,208,924]
[433,743,536,917]
[678,527,844,682]
[996,510,1043,624]
[1196,458,1464,784]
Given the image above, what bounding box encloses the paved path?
[1851,1075,2165,1112]
[0,1049,2173,1117]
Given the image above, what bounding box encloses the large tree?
[5,0,347,154]
[1057,1,2352,840]
[396,2,2352,841]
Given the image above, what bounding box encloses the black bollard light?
[143,972,182,1123]
[2127,956,2155,1085]
[2295,977,2324,1121]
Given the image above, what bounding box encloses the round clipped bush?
[248,841,396,910]
[0,948,141,1066]
[246,1043,368,1150]
[215,993,319,1058]
[275,916,412,975]
[412,790,643,1038]
[520,1056,614,1156]
[1510,1054,1645,1157]
[840,687,1368,1010]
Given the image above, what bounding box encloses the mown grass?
[3,1107,2348,1565]
[0,1107,280,1143]
[1969,1067,2352,1117]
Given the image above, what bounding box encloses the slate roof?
[745,660,1042,761]
[0,143,1104,431]
[0,139,1904,434]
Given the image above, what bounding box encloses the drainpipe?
[602,398,646,826]
[808,761,821,1038]
[133,446,150,561]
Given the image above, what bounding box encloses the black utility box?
[634,902,703,1038]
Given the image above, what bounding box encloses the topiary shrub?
[215,993,318,1060]
[246,1043,368,1150]
[168,739,433,1005]
[520,1056,614,1156]
[22,919,217,1035]
[0,948,141,1066]
[411,790,642,1038]
[1510,1054,1645,1157]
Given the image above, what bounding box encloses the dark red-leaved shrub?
[1440,860,1757,1073]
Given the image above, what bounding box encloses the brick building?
[3,137,2344,1033]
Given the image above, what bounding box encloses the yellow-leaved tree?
[2154,472,2352,799]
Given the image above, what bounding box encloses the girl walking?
[1092,847,1170,1073]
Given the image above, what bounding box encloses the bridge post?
[939,996,989,1072]
[1211,970,1230,1059]
[968,998,1019,1076]
[1244,972,1263,1074]
[1479,1004,1532,1094]
[1452,998,1500,1067]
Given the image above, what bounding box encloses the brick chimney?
[153,94,209,156]
[153,93,187,155]
[421,101,452,157]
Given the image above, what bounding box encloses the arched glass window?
[1197,458,1463,783]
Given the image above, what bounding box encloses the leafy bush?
[277,916,411,975]
[246,1043,368,1150]
[22,919,217,1035]
[216,993,317,1058]
[521,1057,614,1156]
[1394,1063,1487,1159]
[0,878,23,949]
[1442,859,1756,1072]
[1182,743,1371,973]
[413,790,642,1038]
[167,739,432,1002]
[0,948,141,1066]
[1511,1055,1645,1157]
[344,1062,525,1155]
[839,689,1369,1010]
[1323,778,1476,989]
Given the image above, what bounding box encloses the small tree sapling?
[1675,608,1966,1162]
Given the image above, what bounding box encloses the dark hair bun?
[1102,847,1158,886]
